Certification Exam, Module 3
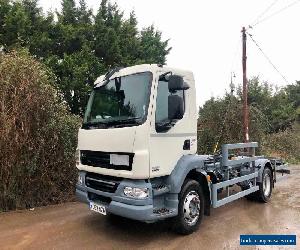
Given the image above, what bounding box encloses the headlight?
[124,187,149,199]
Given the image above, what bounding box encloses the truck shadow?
[83,213,179,243]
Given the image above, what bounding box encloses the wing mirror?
[168,75,190,91]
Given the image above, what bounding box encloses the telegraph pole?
[242,27,249,143]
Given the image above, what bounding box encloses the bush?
[197,96,267,154]
[0,51,81,211]
[261,123,300,164]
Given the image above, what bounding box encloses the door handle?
[183,139,190,150]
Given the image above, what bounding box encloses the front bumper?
[76,171,178,222]
[76,187,154,221]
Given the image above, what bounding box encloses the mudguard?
[166,154,210,193]
[255,158,272,183]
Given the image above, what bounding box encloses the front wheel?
[172,179,204,235]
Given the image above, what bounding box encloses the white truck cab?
[77,64,197,179]
[76,64,285,234]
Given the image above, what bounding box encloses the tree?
[0,0,171,115]
[77,0,92,24]
[94,0,122,68]
[22,0,42,25]
[198,77,300,154]
[139,25,171,65]
[198,93,267,154]
[286,81,300,121]
[29,11,56,58]
[119,11,140,66]
[0,0,12,46]
[237,77,298,133]
[48,45,104,114]
[1,1,30,48]
[22,0,55,57]
[58,0,77,25]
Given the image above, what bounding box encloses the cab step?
[152,185,170,196]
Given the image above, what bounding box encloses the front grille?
[85,172,122,193]
[80,150,133,171]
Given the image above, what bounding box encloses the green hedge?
[0,51,81,211]
[261,123,300,164]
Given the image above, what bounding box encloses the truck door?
[149,74,197,178]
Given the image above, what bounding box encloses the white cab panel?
[149,69,197,178]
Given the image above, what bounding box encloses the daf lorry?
[75,64,288,234]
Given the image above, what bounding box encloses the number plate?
[89,202,106,215]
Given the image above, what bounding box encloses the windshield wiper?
[105,117,142,126]
[82,121,108,129]
[82,117,142,129]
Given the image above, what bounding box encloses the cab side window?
[155,79,185,132]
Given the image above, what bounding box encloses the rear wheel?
[172,179,204,235]
[245,168,273,202]
[260,168,273,202]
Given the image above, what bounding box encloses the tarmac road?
[0,166,299,250]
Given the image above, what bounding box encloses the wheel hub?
[263,173,271,197]
[183,191,200,226]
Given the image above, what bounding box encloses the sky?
[39,0,300,106]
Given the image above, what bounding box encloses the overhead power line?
[247,32,289,84]
[251,0,279,26]
[252,0,300,27]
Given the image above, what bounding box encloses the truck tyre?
[172,179,204,235]
[258,167,273,202]
[246,168,273,202]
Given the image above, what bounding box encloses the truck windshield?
[83,72,152,129]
